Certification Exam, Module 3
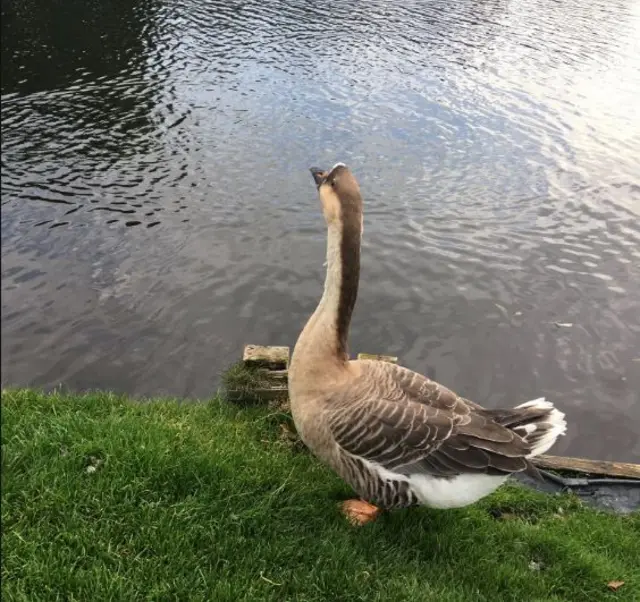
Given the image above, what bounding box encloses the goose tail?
[511,397,567,458]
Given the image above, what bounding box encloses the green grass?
[2,389,638,602]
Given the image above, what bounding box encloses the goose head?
[309,163,363,229]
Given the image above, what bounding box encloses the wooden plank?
[258,369,288,383]
[533,454,640,479]
[226,386,289,402]
[243,345,290,369]
[357,353,398,364]
[248,386,289,401]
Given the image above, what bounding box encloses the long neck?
[298,215,361,364]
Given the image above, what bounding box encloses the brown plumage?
[289,163,567,520]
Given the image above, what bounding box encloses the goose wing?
[327,361,534,477]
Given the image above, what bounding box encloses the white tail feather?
[514,397,567,458]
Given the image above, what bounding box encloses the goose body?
[288,163,567,522]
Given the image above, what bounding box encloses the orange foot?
[339,499,381,526]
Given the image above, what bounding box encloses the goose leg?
[339,499,381,526]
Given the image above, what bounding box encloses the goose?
[288,163,567,526]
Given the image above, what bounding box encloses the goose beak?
[310,167,327,187]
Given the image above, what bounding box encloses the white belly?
[408,472,509,509]
[362,458,508,509]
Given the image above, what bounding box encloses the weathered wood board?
[533,454,640,479]
[228,385,289,402]
[258,369,287,383]
[243,345,290,369]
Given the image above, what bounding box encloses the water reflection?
[2,0,639,462]
[1,0,174,227]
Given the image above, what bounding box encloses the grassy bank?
[2,389,638,601]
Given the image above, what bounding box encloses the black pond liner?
[516,470,640,514]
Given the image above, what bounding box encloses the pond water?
[2,0,639,462]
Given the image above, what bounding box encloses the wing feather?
[327,360,536,478]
